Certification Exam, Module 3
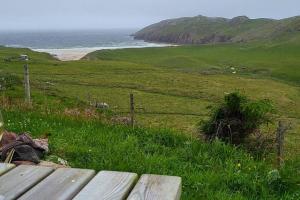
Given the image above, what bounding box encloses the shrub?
[201,92,274,144]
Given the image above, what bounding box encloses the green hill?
[1,43,300,155]
[1,44,300,199]
[134,15,300,44]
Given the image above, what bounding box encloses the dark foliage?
[201,92,273,144]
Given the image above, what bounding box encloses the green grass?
[1,42,300,199]
[134,15,300,45]
[2,109,300,200]
[85,43,300,84]
[1,43,300,156]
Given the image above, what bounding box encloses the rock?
[95,102,109,110]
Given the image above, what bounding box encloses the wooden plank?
[0,165,54,200]
[127,174,182,200]
[73,171,138,200]
[0,163,15,176]
[19,168,95,200]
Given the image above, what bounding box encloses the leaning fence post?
[24,63,31,105]
[276,121,287,168]
[130,93,134,128]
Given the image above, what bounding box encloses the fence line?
[23,64,31,105]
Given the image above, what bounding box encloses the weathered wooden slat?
[19,168,95,200]
[127,174,182,200]
[73,171,138,200]
[0,165,54,200]
[0,163,15,176]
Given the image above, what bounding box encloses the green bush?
[201,92,273,144]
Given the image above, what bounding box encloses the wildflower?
[237,163,241,168]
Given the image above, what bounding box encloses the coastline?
[0,30,176,61]
[33,43,173,61]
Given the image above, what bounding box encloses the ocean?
[0,29,168,60]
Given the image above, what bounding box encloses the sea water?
[0,29,169,60]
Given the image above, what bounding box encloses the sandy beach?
[34,48,95,61]
[34,44,171,61]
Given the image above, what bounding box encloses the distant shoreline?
[0,29,174,61]
[33,43,173,61]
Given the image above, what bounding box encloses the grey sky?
[0,0,299,30]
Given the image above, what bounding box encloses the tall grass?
[2,110,299,199]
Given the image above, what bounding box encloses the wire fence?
[1,70,300,162]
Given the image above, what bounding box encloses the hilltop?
[134,15,300,44]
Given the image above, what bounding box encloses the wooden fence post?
[24,64,31,105]
[276,121,288,168]
[130,93,134,128]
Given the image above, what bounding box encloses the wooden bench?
[0,163,181,200]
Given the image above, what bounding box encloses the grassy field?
[1,43,300,155]
[85,43,300,84]
[2,109,300,200]
[1,43,300,198]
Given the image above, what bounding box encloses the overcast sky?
[0,0,299,30]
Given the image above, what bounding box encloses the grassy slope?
[1,43,300,157]
[86,43,300,156]
[134,15,300,44]
[85,43,300,84]
[0,43,300,198]
[3,110,300,199]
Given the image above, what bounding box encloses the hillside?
[84,43,300,156]
[1,45,300,199]
[134,15,300,44]
[1,44,300,155]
